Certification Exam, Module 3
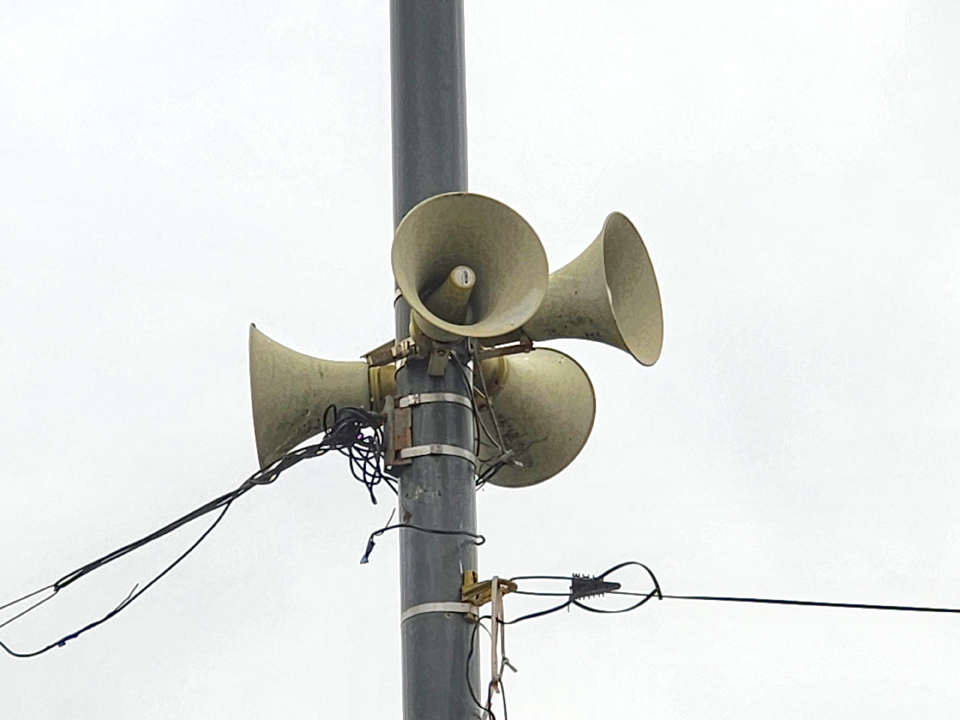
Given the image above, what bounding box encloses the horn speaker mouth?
[249,325,374,469]
[602,212,663,366]
[393,192,549,339]
[479,348,596,488]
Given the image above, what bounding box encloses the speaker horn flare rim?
[601,211,664,366]
[479,348,596,488]
[392,192,550,340]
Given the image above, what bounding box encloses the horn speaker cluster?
[249,191,662,487]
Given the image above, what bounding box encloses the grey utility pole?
[390,2,479,720]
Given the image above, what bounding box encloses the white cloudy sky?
[2,1,959,718]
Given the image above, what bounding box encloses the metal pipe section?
[390,2,479,719]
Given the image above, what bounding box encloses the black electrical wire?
[506,561,662,624]
[467,618,491,719]
[659,594,960,614]
[475,458,509,489]
[360,516,486,564]
[474,562,960,720]
[485,651,510,720]
[0,405,390,658]
[466,614,511,720]
[0,504,231,659]
[0,585,55,614]
[54,407,385,594]
[0,588,57,633]
[507,561,960,625]
[574,561,662,615]
[498,674,509,720]
[467,615,509,720]
[323,405,398,502]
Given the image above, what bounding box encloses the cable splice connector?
[570,573,621,601]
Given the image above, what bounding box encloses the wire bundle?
[449,346,515,488]
[0,405,390,658]
[323,405,397,502]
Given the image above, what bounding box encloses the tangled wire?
[323,405,397,502]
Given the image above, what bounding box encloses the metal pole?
[390,2,478,720]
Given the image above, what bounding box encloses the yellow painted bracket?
[461,571,518,607]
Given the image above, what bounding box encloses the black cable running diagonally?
[0,406,390,658]
[659,594,960,614]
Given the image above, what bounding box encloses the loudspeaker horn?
[477,348,595,488]
[393,192,550,341]
[249,325,394,468]
[522,212,663,366]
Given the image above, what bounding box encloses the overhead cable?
[659,593,960,614]
[507,561,960,624]
[0,406,389,658]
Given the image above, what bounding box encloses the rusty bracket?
[385,392,477,468]
[383,396,413,468]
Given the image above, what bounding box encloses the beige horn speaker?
[392,192,550,342]
[523,212,663,366]
[477,348,595,488]
[249,325,395,468]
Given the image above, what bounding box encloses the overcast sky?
[2,1,959,718]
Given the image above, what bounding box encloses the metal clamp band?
[401,601,477,624]
[399,444,478,465]
[397,392,472,410]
